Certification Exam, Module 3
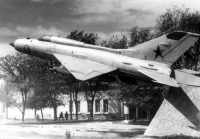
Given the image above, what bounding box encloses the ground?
[0,119,147,139]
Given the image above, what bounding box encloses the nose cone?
[9,42,15,47]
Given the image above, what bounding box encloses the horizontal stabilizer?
[138,69,179,87]
[176,69,200,75]
[174,70,200,86]
[53,54,116,81]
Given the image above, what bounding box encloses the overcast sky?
[0,0,200,57]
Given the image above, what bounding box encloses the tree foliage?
[67,30,111,120]
[67,30,101,120]
[129,26,153,47]
[156,6,200,70]
[108,81,167,119]
[0,80,17,107]
[0,53,69,121]
[156,6,200,34]
[0,79,18,118]
[67,30,99,45]
[101,34,128,49]
[26,58,69,120]
[0,53,39,121]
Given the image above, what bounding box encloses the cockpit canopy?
[38,35,53,42]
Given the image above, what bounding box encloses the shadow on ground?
[1,119,107,125]
[143,135,200,139]
[129,120,150,126]
[86,128,145,138]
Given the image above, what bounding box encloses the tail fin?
[129,31,200,66]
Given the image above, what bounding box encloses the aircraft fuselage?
[13,38,171,84]
[10,32,200,87]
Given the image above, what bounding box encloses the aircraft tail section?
[174,70,200,87]
[129,31,200,66]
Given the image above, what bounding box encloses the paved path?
[0,120,147,138]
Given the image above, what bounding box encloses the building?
[57,97,124,120]
[0,102,5,118]
[0,93,148,121]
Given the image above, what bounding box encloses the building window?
[103,100,108,112]
[87,101,92,113]
[77,101,80,112]
[95,100,100,112]
[69,101,73,113]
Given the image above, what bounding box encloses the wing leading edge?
[53,54,116,81]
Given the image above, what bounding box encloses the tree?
[103,26,165,120]
[0,53,68,121]
[82,81,107,120]
[0,79,18,119]
[0,53,39,121]
[67,30,101,120]
[25,57,47,120]
[26,79,48,121]
[67,30,99,44]
[101,34,128,49]
[42,71,67,121]
[128,26,154,47]
[71,79,80,120]
[108,81,166,120]
[36,60,68,121]
[85,81,100,120]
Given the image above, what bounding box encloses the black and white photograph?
[0,0,200,138]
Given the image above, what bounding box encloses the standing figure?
[65,111,68,120]
[36,114,40,121]
[59,112,64,120]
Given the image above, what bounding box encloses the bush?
[106,113,118,120]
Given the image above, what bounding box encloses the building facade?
[57,94,124,120]
[0,94,147,121]
[0,102,5,118]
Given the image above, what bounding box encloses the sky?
[0,0,200,57]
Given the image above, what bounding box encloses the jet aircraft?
[9,31,200,87]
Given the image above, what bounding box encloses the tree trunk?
[21,90,27,122]
[74,80,79,120]
[118,100,121,119]
[22,109,25,122]
[22,102,26,122]
[53,106,57,121]
[90,98,94,120]
[75,92,78,120]
[34,108,37,118]
[41,108,44,121]
[70,92,72,120]
[6,105,8,119]
[136,107,138,121]
[147,110,152,121]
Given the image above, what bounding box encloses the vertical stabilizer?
[129,32,200,66]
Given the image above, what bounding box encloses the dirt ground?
[0,119,147,139]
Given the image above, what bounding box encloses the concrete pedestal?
[145,85,200,137]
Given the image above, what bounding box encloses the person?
[36,114,40,121]
[65,111,68,120]
[59,112,64,120]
